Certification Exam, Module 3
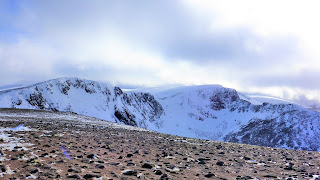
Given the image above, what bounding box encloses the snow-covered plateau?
[0,77,319,151]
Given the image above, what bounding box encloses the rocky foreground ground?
[0,109,319,180]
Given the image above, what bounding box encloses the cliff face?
[1,78,320,151]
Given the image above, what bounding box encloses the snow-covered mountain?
[0,77,319,151]
[0,78,164,129]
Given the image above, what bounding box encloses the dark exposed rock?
[0,165,6,172]
[127,163,135,166]
[87,154,95,159]
[198,158,211,161]
[160,174,169,180]
[30,169,38,174]
[216,161,224,166]
[26,92,48,110]
[122,170,137,176]
[198,160,206,164]
[204,173,215,178]
[67,174,81,179]
[126,154,133,158]
[114,86,123,96]
[142,163,153,169]
[83,174,99,179]
[95,164,105,169]
[114,109,137,126]
[154,170,162,175]
[39,153,49,157]
[263,175,278,178]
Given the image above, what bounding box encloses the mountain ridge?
[0,77,319,151]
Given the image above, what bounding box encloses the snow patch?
[0,124,34,151]
[0,124,31,132]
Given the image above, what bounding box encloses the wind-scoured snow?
[0,77,319,151]
[0,124,33,151]
[0,124,31,132]
[240,94,302,106]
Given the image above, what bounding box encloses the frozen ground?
[0,108,319,179]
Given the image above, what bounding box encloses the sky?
[0,0,320,106]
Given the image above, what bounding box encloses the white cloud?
[0,0,319,105]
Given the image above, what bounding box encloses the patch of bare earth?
[0,108,319,179]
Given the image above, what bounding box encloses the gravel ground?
[0,108,319,179]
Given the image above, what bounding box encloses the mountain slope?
[0,77,319,151]
[1,108,319,179]
[147,85,320,151]
[0,78,163,129]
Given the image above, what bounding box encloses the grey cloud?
[51,60,165,86]
[0,0,307,91]
[292,94,320,109]
[162,31,299,65]
[250,69,320,90]
[14,1,299,67]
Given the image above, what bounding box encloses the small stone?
[198,158,211,161]
[40,153,49,157]
[95,164,105,169]
[122,170,137,176]
[0,165,6,172]
[67,174,81,179]
[263,175,277,178]
[87,154,95,159]
[198,160,206,164]
[216,161,224,166]
[30,169,38,174]
[83,174,99,179]
[127,154,133,158]
[284,166,294,171]
[109,162,120,166]
[160,174,169,180]
[204,173,215,178]
[243,176,253,179]
[127,162,135,166]
[142,163,153,169]
[154,170,162,175]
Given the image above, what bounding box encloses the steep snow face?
[143,85,320,151]
[0,78,320,151]
[0,78,164,129]
[148,86,288,139]
[224,108,320,151]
